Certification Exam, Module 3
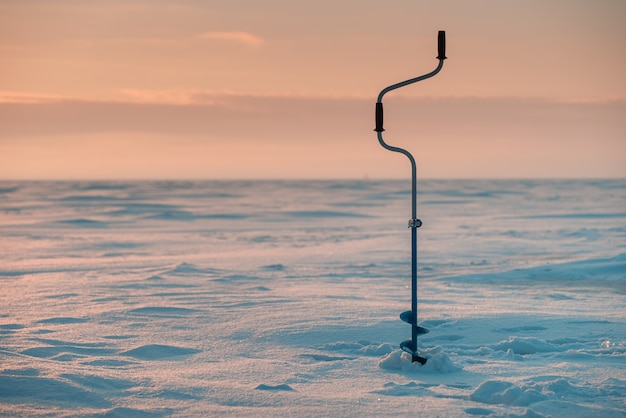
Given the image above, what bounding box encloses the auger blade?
[400,311,430,334]
[399,340,428,365]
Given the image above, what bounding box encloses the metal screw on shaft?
[374,31,447,365]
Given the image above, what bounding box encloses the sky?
[1,0,625,179]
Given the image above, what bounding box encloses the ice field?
[1,179,625,417]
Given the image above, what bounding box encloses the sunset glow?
[1,0,624,179]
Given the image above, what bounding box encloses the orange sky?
[1,0,625,179]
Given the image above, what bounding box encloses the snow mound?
[469,376,622,414]
[378,347,461,373]
[493,337,559,355]
[470,380,545,406]
[120,344,201,360]
[360,342,395,356]
[316,341,395,357]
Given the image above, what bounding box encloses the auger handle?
[375,103,384,132]
[437,30,447,60]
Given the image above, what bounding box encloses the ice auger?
[374,31,447,364]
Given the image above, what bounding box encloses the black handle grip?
[437,30,447,60]
[374,102,384,132]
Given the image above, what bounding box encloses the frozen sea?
[1,179,624,417]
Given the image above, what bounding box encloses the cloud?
[0,91,75,104]
[116,89,215,105]
[195,31,264,47]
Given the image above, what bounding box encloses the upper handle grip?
[437,30,446,60]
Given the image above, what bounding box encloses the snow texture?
[0,179,624,417]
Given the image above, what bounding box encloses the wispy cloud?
[117,89,213,105]
[195,31,264,47]
[0,91,75,104]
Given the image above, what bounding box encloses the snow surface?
[0,179,624,417]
